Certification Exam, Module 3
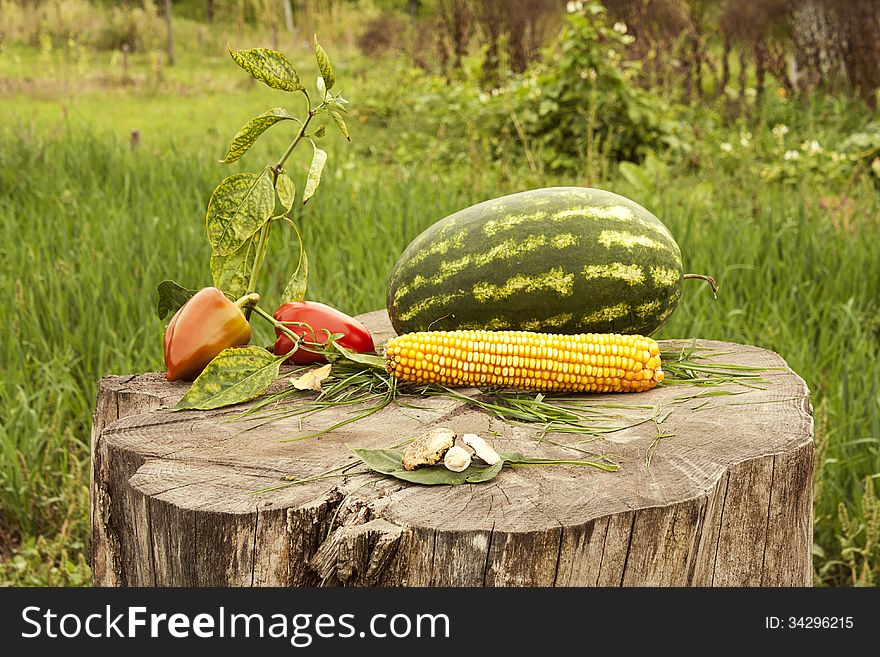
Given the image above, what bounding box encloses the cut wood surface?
[90,310,813,586]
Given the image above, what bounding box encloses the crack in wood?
[480,523,495,587]
[595,515,612,586]
[759,455,777,584]
[686,495,709,584]
[551,521,566,586]
[711,472,732,586]
[250,511,259,587]
[145,495,157,586]
[619,511,638,586]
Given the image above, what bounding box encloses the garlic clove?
[443,445,473,472]
[454,434,476,455]
[462,433,501,466]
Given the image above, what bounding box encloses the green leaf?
[350,447,618,487]
[350,447,503,485]
[464,460,504,483]
[350,447,401,473]
[223,108,295,164]
[316,75,327,99]
[329,110,350,141]
[276,171,296,210]
[156,280,196,320]
[228,46,304,92]
[332,342,385,370]
[280,241,308,303]
[328,100,348,114]
[175,346,286,411]
[302,146,327,204]
[313,35,336,89]
[206,170,275,256]
[618,161,653,197]
[210,238,256,299]
[499,452,619,472]
[312,124,327,138]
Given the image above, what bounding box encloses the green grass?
[1,34,879,586]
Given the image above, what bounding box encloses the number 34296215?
[765,617,854,629]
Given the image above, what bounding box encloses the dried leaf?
[291,364,332,392]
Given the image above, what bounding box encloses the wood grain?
[90,310,814,587]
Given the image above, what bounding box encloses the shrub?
[717,119,880,187]
[90,2,163,53]
[0,0,163,52]
[487,1,688,171]
[356,2,687,175]
[358,12,409,58]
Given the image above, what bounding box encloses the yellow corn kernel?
[384,329,663,393]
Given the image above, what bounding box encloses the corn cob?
[385,329,664,393]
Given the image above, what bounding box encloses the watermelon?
[386,187,684,336]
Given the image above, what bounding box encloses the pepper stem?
[233,292,261,309]
[249,306,337,360]
[250,304,301,344]
[683,273,718,298]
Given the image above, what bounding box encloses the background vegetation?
[1,0,878,586]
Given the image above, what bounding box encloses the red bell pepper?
[164,287,253,381]
[273,301,375,365]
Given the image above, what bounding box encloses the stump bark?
[90,310,813,587]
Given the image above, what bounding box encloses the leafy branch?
[153,38,353,412]
[205,38,351,303]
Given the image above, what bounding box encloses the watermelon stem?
[683,273,718,298]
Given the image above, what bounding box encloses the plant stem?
[248,91,316,295]
[250,304,302,344]
[275,126,308,172]
[246,222,271,294]
[683,273,719,297]
[233,292,260,309]
[275,92,315,172]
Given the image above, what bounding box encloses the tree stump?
[90,311,813,587]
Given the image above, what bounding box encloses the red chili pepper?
[273,301,375,365]
[164,287,253,381]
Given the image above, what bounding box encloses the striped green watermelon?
[387,187,699,336]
